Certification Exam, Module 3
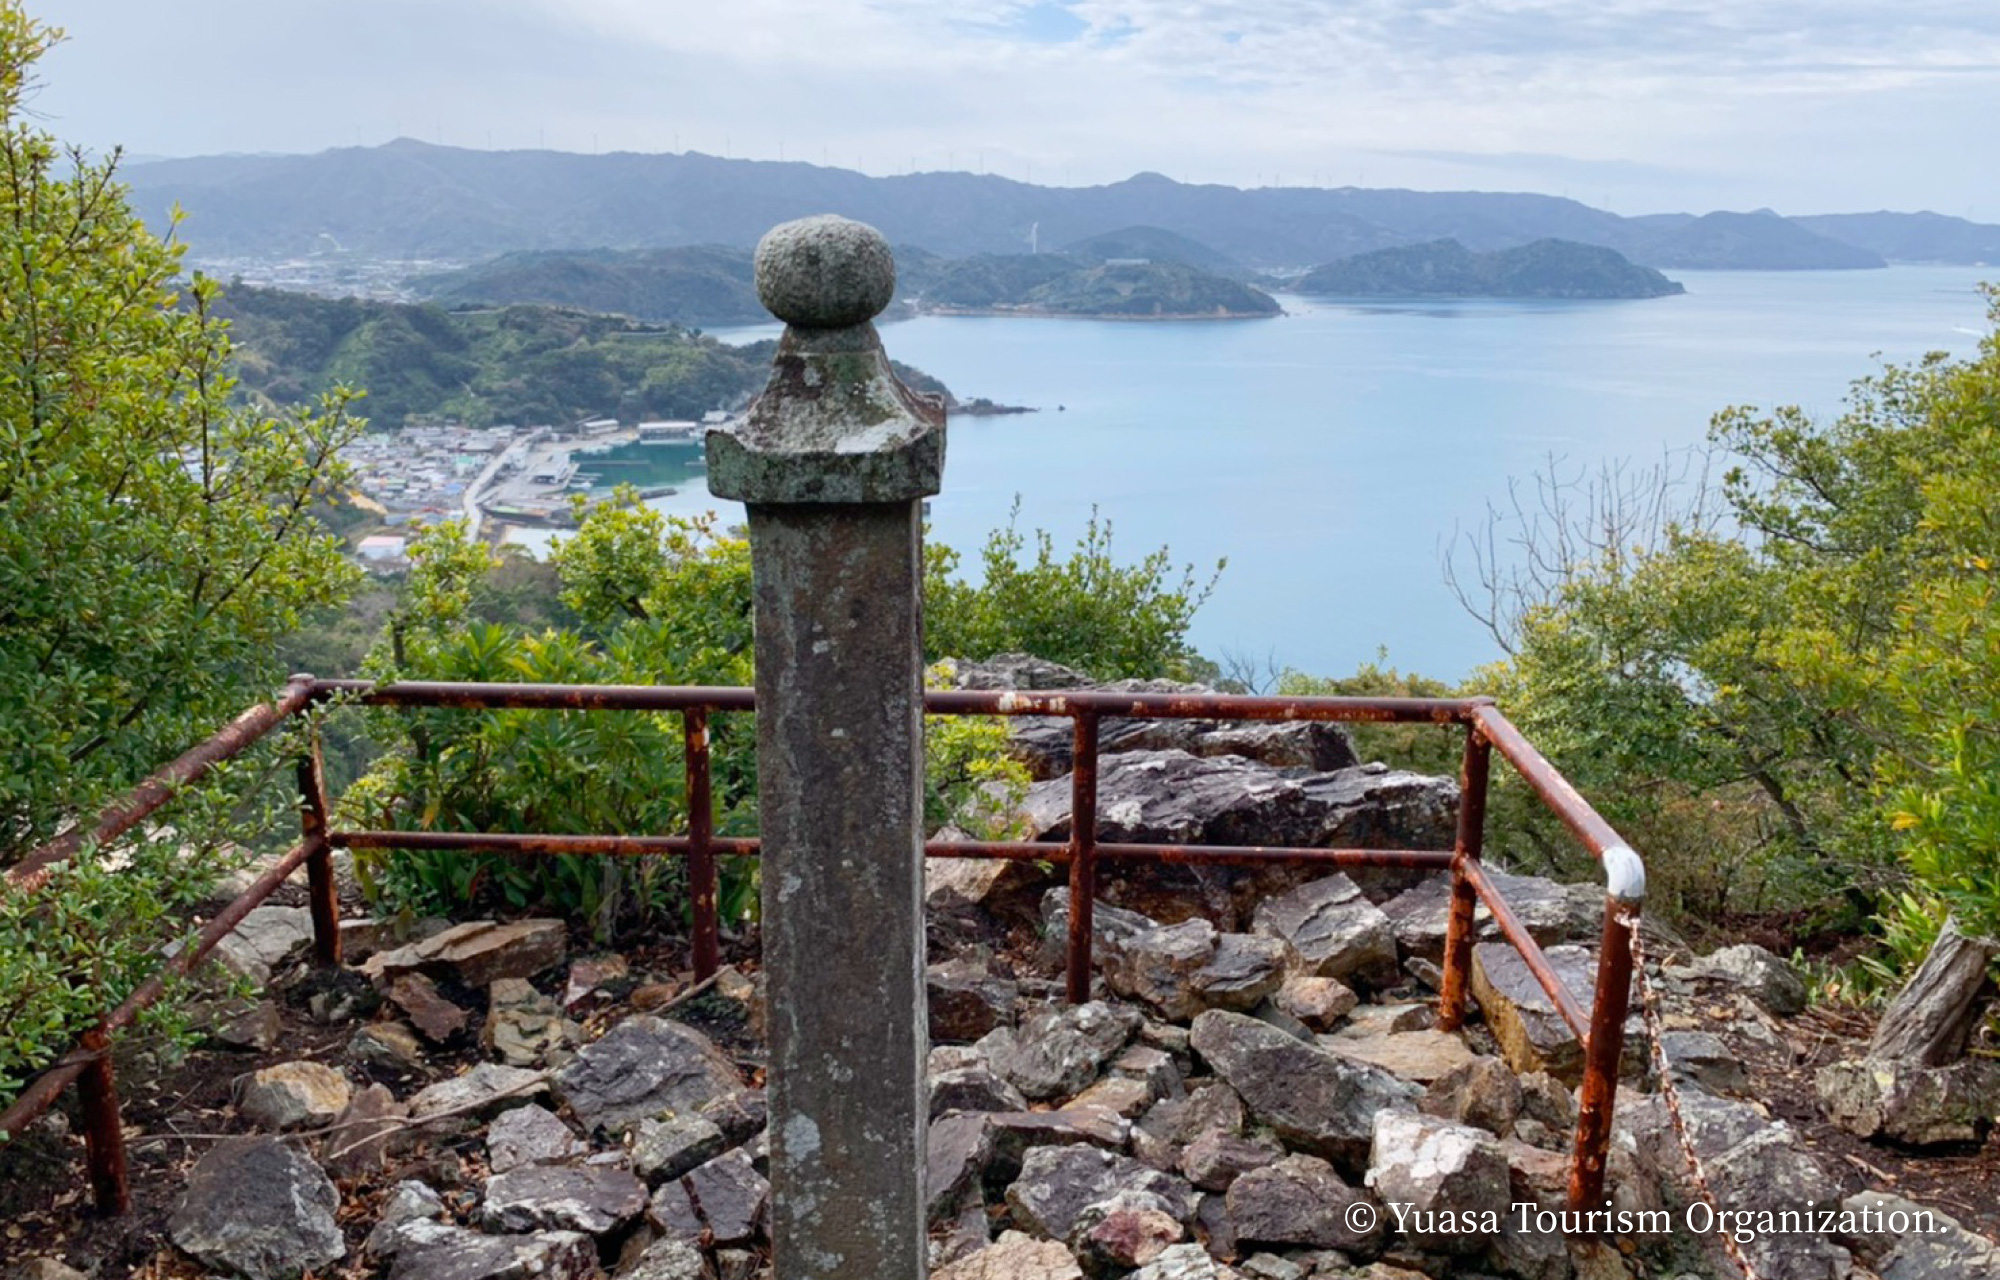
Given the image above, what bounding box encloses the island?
[1293,238,1685,300]
[917,255,1281,319]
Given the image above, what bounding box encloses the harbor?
[341,415,726,565]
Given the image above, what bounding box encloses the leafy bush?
[925,498,1223,680]
[343,510,757,939]
[0,9,355,1111]
[1463,291,2000,961]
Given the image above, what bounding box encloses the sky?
[26,0,2000,218]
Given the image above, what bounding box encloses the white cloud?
[27,0,2000,215]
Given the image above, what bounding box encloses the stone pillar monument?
[707,215,943,1280]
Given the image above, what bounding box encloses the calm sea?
[519,266,1995,683]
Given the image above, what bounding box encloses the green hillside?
[214,286,975,427]
[214,286,773,428]
[1295,238,1684,299]
[411,245,767,325]
[1024,261,1281,317]
[919,255,1278,317]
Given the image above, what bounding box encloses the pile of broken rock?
[19,658,1998,1280]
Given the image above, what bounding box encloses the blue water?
[629,267,1995,682]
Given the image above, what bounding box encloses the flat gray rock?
[1685,942,1809,1016]
[554,1014,741,1133]
[408,1062,549,1123]
[385,1221,597,1280]
[620,1237,712,1280]
[1006,1143,1198,1241]
[167,1136,344,1280]
[1104,919,1218,1020]
[1469,941,1637,1084]
[1250,873,1397,988]
[1023,750,1326,849]
[930,1062,1030,1120]
[1228,1153,1379,1251]
[1190,934,1286,1013]
[363,1181,446,1259]
[1840,1192,2000,1279]
[480,1163,649,1235]
[209,905,314,985]
[486,1103,588,1174]
[985,1000,1141,1100]
[679,1147,769,1245]
[632,1112,728,1184]
[1189,1009,1420,1174]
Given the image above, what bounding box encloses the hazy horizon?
[29,1,2000,221]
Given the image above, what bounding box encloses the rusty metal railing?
[0,677,1642,1220]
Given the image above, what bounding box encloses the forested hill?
[913,254,1278,317]
[126,139,1908,270]
[1295,239,1685,299]
[212,286,971,428]
[412,245,768,326]
[212,286,772,428]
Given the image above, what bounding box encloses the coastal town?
[343,413,729,567]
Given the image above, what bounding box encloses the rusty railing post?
[77,1031,131,1215]
[707,214,944,1280]
[684,707,719,982]
[1065,711,1101,1005]
[1437,722,1491,1030]
[296,706,341,968]
[1568,846,1645,1212]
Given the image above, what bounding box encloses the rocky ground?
[5,660,1998,1280]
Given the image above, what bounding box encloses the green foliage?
[1859,309,2000,943]
[0,7,356,1106]
[1475,290,2000,955]
[925,499,1224,680]
[350,495,1119,933]
[925,666,1031,839]
[1274,660,1463,778]
[411,246,768,326]
[344,509,758,940]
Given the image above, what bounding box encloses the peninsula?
[1294,238,1685,300]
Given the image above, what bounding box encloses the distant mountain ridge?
[1792,212,2000,265]
[1295,238,1684,299]
[118,139,1974,272]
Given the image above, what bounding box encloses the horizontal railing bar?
[331,830,760,857]
[310,678,1489,724]
[7,677,317,894]
[925,690,1493,723]
[0,835,322,1139]
[311,679,758,713]
[1462,860,1592,1043]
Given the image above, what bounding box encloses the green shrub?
[925,498,1223,680]
[0,8,355,1113]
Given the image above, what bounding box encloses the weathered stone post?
[707,215,943,1280]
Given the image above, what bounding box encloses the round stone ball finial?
[754,215,897,328]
